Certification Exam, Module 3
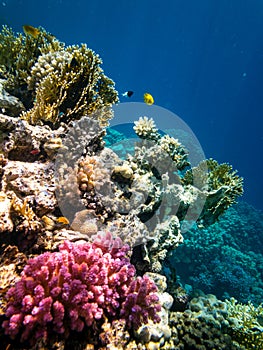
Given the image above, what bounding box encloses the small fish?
[144,92,154,105]
[56,216,70,225]
[23,25,40,38]
[122,90,134,98]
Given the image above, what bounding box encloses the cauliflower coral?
[2,234,161,344]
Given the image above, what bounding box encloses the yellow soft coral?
[0,26,118,127]
[21,43,118,127]
[225,298,263,349]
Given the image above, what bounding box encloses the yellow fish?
[23,25,40,38]
[56,216,70,225]
[144,92,154,105]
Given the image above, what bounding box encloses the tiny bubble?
[242,72,247,77]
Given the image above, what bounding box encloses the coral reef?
[0,24,253,350]
[0,245,27,314]
[161,293,262,349]
[0,25,61,111]
[133,116,159,141]
[168,311,241,349]
[170,201,263,305]
[0,79,26,116]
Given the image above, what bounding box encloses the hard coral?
[120,275,161,329]
[21,43,118,127]
[2,236,161,345]
[225,297,263,349]
[183,158,244,226]
[0,25,118,127]
[0,25,61,110]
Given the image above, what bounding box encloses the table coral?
[2,236,161,345]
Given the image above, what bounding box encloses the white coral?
[133,116,158,138]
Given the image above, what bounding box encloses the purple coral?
[120,275,161,329]
[2,234,161,344]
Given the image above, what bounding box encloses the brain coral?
[2,236,161,344]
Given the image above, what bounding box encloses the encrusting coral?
[127,116,243,273]
[161,293,263,349]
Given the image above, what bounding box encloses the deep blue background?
[1,0,263,210]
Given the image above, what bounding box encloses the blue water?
[1,0,263,211]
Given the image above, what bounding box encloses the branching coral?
[2,236,161,345]
[133,116,189,170]
[0,25,118,127]
[225,298,263,349]
[10,195,43,238]
[183,158,244,225]
[0,25,62,108]
[21,44,118,126]
[133,116,159,141]
[120,275,161,329]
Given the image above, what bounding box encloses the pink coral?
[120,275,161,329]
[2,235,160,344]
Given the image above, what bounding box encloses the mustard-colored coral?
[0,25,118,127]
[225,298,263,349]
[0,25,62,105]
[11,195,42,237]
[21,43,118,127]
[182,158,243,225]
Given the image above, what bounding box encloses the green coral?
[170,201,263,305]
[225,298,263,349]
[183,158,243,225]
[0,25,61,107]
[0,25,118,127]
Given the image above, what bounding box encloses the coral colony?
[2,237,160,343]
[0,25,262,349]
